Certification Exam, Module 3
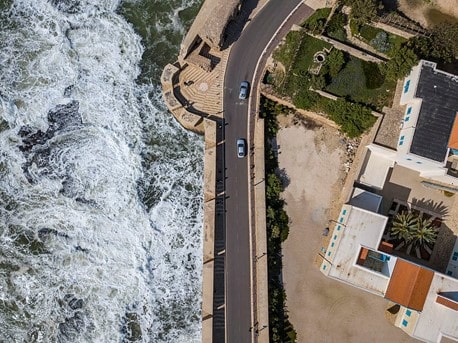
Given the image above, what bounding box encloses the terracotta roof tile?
[448,113,458,149]
[385,259,434,311]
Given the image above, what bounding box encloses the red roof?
[448,113,458,149]
[385,259,434,311]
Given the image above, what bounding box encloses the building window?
[323,265,327,270]
[406,107,412,115]
[416,161,422,164]
[406,158,412,161]
[328,251,331,256]
[402,319,408,327]
[342,210,347,215]
[404,80,410,93]
[333,235,337,240]
[406,309,412,317]
[405,116,410,122]
[339,217,344,223]
[453,252,458,261]
[337,225,341,231]
[399,135,405,146]
[447,270,452,276]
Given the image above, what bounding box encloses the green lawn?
[326,57,396,110]
[273,31,303,73]
[271,31,384,137]
[274,32,331,96]
[357,24,407,56]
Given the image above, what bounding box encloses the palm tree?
[410,217,438,248]
[390,212,416,242]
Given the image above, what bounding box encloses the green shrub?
[326,12,348,34]
[261,96,297,343]
[326,57,395,109]
[359,24,382,41]
[326,49,346,77]
[279,34,331,95]
[409,22,458,63]
[370,31,390,52]
[273,31,303,72]
[349,19,360,35]
[346,0,379,23]
[293,87,320,110]
[321,98,376,138]
[384,46,418,80]
[362,61,385,89]
[327,28,348,42]
[302,7,331,34]
[387,35,407,57]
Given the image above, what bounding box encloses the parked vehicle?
[237,138,246,158]
[239,81,250,100]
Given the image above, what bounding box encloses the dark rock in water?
[50,0,81,14]
[68,298,84,310]
[64,85,74,97]
[18,127,51,153]
[75,245,89,253]
[47,101,82,132]
[38,228,69,240]
[18,100,81,153]
[121,312,143,342]
[18,101,82,184]
[58,311,86,340]
[75,197,99,208]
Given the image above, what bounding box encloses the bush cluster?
[261,97,297,343]
[301,7,331,34]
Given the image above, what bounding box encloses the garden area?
[325,57,396,110]
[350,22,406,56]
[270,31,382,138]
[378,200,453,271]
[384,209,440,261]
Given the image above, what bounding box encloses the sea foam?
[0,0,203,342]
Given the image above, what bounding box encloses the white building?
[362,60,458,188]
[320,188,458,342]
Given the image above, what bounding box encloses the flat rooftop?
[413,274,458,342]
[326,205,391,295]
[410,64,458,162]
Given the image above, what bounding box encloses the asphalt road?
[223,1,313,342]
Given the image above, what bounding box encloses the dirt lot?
[398,0,458,27]
[276,114,419,343]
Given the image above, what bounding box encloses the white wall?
[401,99,422,131]
[400,62,423,105]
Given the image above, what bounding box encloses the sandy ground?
[398,0,458,27]
[276,114,419,343]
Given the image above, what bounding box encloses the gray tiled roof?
[410,64,458,162]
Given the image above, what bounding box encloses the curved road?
[223,1,313,342]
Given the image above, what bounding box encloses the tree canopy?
[410,22,458,63]
[384,46,418,80]
[345,0,380,23]
[390,211,438,249]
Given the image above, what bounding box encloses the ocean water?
[0,0,204,342]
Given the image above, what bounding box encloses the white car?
[239,81,250,100]
[237,139,246,158]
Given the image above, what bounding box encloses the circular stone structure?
[314,52,326,63]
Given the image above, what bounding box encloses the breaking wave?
[0,0,203,342]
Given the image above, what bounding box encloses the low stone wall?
[161,63,205,134]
